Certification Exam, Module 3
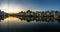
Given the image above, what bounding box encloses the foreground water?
[0,16,60,32]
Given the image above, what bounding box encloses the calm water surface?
[0,16,60,32]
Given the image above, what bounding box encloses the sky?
[0,0,60,12]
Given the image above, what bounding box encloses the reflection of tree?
[0,15,9,22]
[17,16,56,22]
[2,16,60,23]
[0,16,4,22]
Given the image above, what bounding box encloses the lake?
[0,16,60,32]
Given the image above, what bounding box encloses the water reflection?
[0,16,4,22]
[0,16,28,28]
[0,16,60,23]
[18,17,55,22]
[0,16,60,32]
[0,16,60,28]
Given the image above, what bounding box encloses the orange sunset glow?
[1,3,22,14]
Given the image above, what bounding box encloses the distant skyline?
[0,0,60,13]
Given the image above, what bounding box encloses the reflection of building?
[17,16,55,22]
